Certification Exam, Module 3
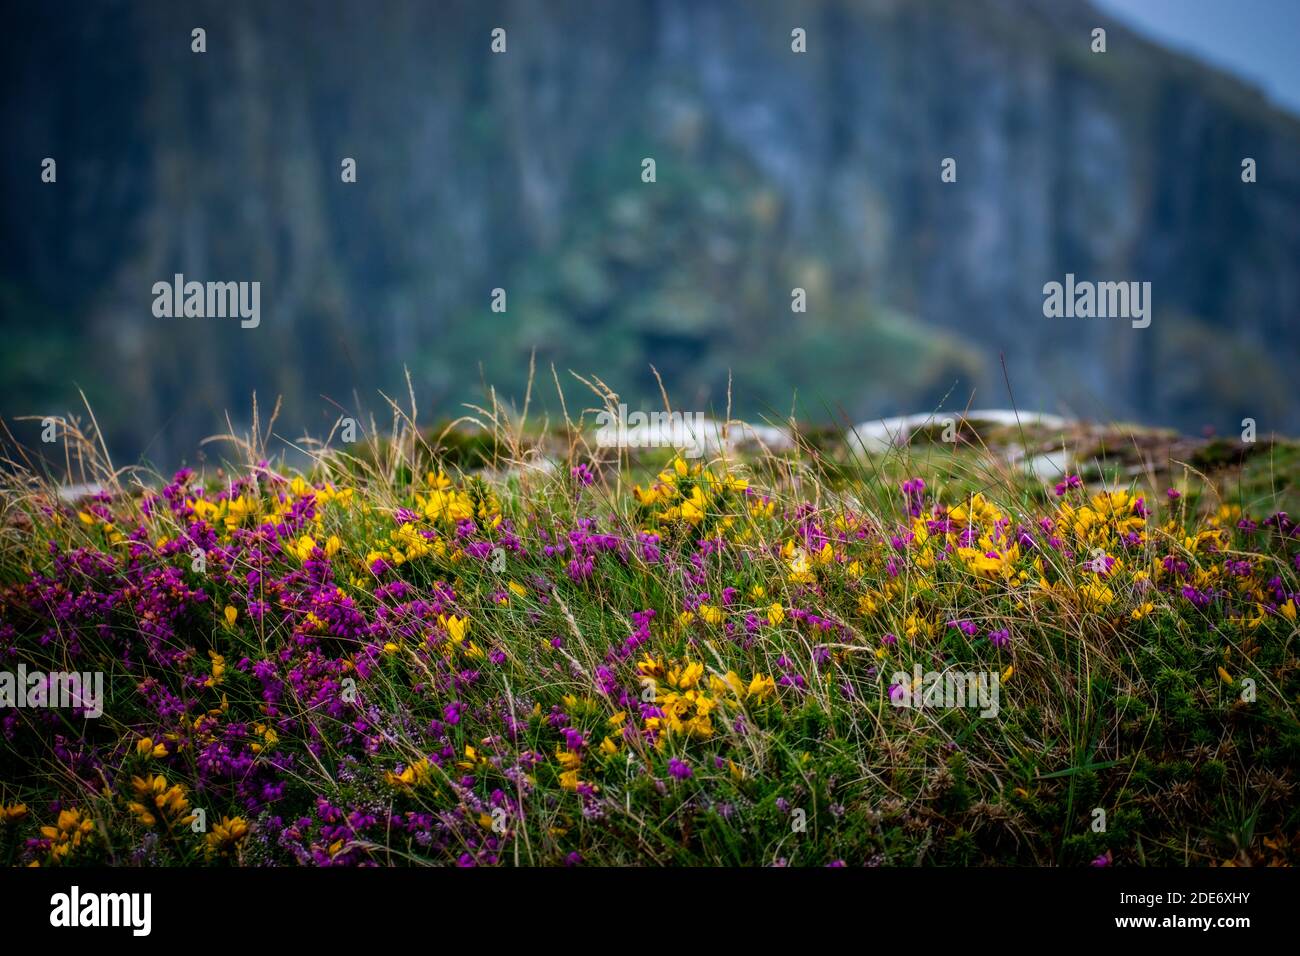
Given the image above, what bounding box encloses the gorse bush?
[0,401,1297,867]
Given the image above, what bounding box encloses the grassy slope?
[0,411,1297,867]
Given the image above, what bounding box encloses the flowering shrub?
[1,438,1297,866]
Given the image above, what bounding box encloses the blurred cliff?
[2,0,1298,465]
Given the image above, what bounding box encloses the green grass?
[0,399,1297,867]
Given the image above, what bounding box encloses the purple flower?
[1054,475,1083,496]
[987,628,1010,648]
[668,758,692,780]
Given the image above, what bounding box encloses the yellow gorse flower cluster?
[40,808,95,862]
[634,457,747,528]
[203,816,250,858]
[128,775,196,829]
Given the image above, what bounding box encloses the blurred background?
[2,0,1298,467]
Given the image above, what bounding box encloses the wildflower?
[1054,475,1083,496]
[291,535,318,561]
[385,760,431,789]
[697,604,725,626]
[667,661,704,689]
[204,816,250,858]
[668,758,693,780]
[136,737,168,759]
[39,808,95,862]
[987,628,1010,648]
[128,775,195,829]
[747,673,776,700]
[440,614,471,643]
[787,547,814,584]
[206,650,227,687]
[0,803,27,824]
[767,603,785,626]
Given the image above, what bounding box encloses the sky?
[1093,0,1300,115]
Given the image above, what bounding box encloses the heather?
[1,404,1298,867]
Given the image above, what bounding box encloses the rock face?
[2,0,1297,465]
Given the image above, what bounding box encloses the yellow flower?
[767,602,785,626]
[709,671,746,698]
[203,816,250,858]
[249,723,278,754]
[667,661,704,689]
[128,774,194,829]
[1078,581,1115,609]
[507,580,528,598]
[39,808,95,861]
[1281,600,1297,623]
[206,650,226,687]
[385,759,432,789]
[1217,666,1235,685]
[224,495,255,529]
[0,803,27,824]
[223,605,238,629]
[698,604,724,625]
[136,737,168,759]
[679,486,708,525]
[440,614,470,643]
[957,543,1020,578]
[787,548,814,584]
[747,673,776,700]
[292,535,317,561]
[421,487,475,524]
